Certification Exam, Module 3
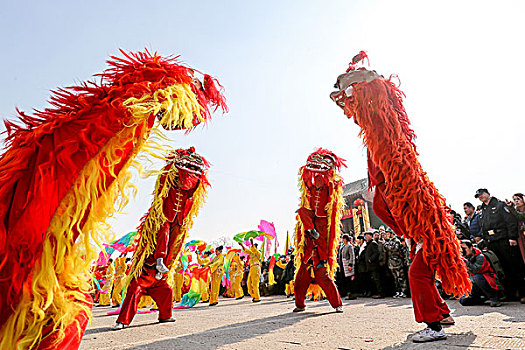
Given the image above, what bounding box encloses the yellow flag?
[284,231,290,254]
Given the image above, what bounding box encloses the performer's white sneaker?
[112,322,129,330]
[398,292,407,298]
[335,306,343,313]
[412,327,447,342]
[393,292,400,298]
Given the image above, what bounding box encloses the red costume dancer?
[115,147,210,329]
[0,49,226,349]
[294,149,346,313]
[330,51,470,342]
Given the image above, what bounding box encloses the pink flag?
[96,251,108,266]
[258,220,276,238]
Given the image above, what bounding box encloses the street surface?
[81,295,525,349]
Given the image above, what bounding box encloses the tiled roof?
[343,178,369,197]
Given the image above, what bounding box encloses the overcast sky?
[1,0,524,250]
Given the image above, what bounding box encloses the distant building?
[341,178,385,236]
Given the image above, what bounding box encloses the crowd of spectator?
[255,188,525,308]
[335,227,410,301]
[333,188,525,306]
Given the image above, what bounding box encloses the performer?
[239,239,262,302]
[114,147,211,329]
[285,281,295,298]
[293,148,346,313]
[283,249,295,297]
[98,259,115,306]
[230,252,245,299]
[137,296,156,310]
[169,257,184,303]
[202,246,224,306]
[329,51,470,342]
[92,264,107,304]
[112,257,127,307]
[0,49,226,348]
[197,251,212,302]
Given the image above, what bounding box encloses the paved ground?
[81,296,525,349]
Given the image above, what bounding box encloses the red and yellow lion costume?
[116,147,210,326]
[0,49,226,349]
[294,148,345,310]
[330,51,470,297]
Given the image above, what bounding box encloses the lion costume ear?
[346,50,369,72]
[203,74,228,113]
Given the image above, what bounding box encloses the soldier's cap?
[474,188,489,198]
[364,231,374,236]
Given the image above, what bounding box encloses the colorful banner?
[174,266,210,309]
[97,231,138,265]
[233,230,272,243]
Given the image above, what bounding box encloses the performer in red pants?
[114,147,210,329]
[293,149,346,313]
[330,52,470,342]
[409,250,452,324]
[369,157,453,333]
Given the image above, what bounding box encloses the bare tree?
[210,235,234,248]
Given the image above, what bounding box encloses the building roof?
[343,178,374,203]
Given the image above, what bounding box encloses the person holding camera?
[459,240,502,307]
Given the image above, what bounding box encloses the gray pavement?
[81,296,525,349]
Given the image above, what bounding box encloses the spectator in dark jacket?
[459,240,502,307]
[355,235,369,296]
[364,231,383,298]
[464,202,481,238]
[476,188,525,302]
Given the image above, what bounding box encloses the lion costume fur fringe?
[0,49,226,349]
[344,76,470,297]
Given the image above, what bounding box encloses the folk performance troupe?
[0,49,473,348]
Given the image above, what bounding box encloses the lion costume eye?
[156,109,166,121]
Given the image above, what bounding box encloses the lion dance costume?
[330,51,470,327]
[294,148,346,312]
[115,147,210,327]
[0,49,226,349]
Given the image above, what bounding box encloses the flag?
[268,256,276,285]
[96,231,138,265]
[265,236,271,260]
[284,231,290,254]
[274,232,279,254]
[258,220,276,239]
[233,230,272,243]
